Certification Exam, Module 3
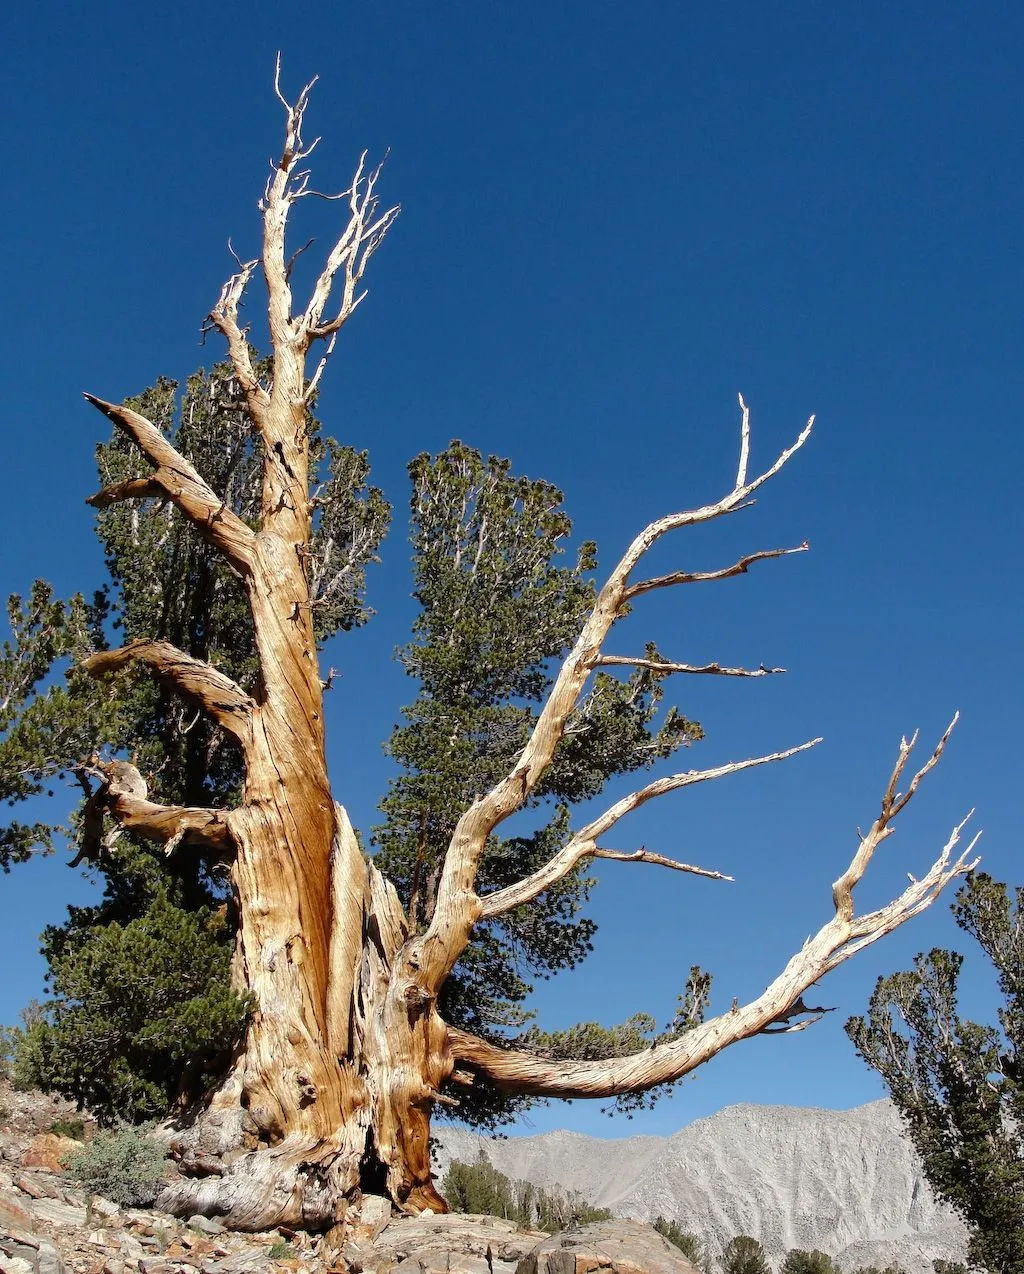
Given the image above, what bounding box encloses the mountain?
[432,1101,968,1273]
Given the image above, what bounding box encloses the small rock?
[2,1256,35,1274]
[104,1261,127,1274]
[119,1234,149,1260]
[13,1172,61,1200]
[339,1238,374,1272]
[186,1216,225,1236]
[348,1193,391,1244]
[36,1239,70,1274]
[91,1196,122,1222]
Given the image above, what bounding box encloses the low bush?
[64,1124,167,1206]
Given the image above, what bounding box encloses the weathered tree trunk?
[77,66,976,1236]
[155,793,453,1229]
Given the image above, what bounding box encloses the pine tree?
[846,872,1024,1274]
[780,1250,838,1274]
[722,1236,771,1274]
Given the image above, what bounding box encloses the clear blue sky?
[1,3,1021,1138]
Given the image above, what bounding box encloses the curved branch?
[86,476,163,509]
[478,741,815,919]
[73,759,234,863]
[81,640,254,744]
[113,797,233,855]
[452,724,977,1098]
[422,403,815,985]
[82,395,255,575]
[626,543,809,601]
[208,257,270,423]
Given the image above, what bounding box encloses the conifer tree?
[846,873,1024,1274]
[723,1236,771,1274]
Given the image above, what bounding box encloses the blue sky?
[1,3,1021,1138]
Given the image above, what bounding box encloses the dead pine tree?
[69,68,978,1230]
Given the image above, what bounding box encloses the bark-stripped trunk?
[75,67,977,1235]
[155,807,451,1229]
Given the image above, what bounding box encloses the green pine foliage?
[780,1250,839,1274]
[721,1236,771,1274]
[18,891,248,1122]
[374,443,705,1126]
[441,1151,612,1231]
[845,872,1024,1274]
[0,582,109,869]
[652,1217,705,1268]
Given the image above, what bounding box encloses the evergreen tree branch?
[450,724,976,1098]
[81,640,254,743]
[82,394,255,575]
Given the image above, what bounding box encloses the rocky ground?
[0,1082,695,1274]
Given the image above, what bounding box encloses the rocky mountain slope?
[432,1101,969,1274]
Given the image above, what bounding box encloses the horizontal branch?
[591,847,733,880]
[452,723,977,1099]
[595,655,785,678]
[83,395,255,575]
[478,742,813,919]
[111,797,233,857]
[86,476,163,509]
[626,543,808,601]
[81,640,254,743]
[73,758,234,864]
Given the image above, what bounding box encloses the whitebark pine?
[75,67,979,1231]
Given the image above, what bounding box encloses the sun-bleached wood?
[451,723,978,1096]
[77,72,975,1231]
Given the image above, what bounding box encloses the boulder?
[20,1135,81,1175]
[517,1220,702,1274]
[348,1192,392,1243]
[368,1212,545,1274]
[0,1186,35,1233]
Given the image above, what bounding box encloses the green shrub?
[653,1218,704,1267]
[442,1152,611,1231]
[268,1239,295,1259]
[64,1124,168,1206]
[50,1116,86,1140]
